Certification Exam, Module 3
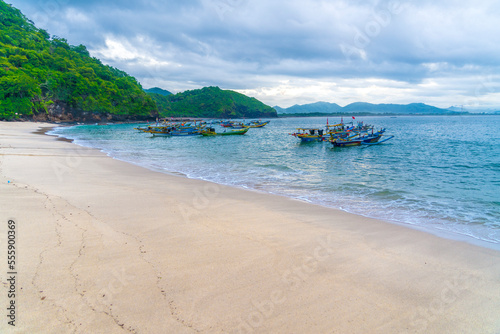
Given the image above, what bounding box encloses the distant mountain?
[342,102,450,114]
[447,106,465,112]
[149,86,278,118]
[145,87,172,96]
[273,105,286,113]
[277,101,342,114]
[276,101,461,115]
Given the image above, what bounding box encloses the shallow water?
[51,115,500,249]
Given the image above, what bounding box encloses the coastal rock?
[30,101,157,123]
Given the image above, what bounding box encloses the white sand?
[0,122,499,333]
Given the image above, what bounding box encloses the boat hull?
[149,130,201,137]
[201,128,249,136]
[297,135,325,142]
[331,134,382,147]
[246,121,270,128]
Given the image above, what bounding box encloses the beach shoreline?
[48,122,500,253]
[1,121,499,333]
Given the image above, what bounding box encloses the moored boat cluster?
[134,117,393,146]
[134,119,270,137]
[290,118,393,147]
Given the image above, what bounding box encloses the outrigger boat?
[245,120,270,128]
[201,127,249,136]
[290,119,352,142]
[330,129,389,147]
[135,122,205,137]
[325,122,348,137]
[135,125,158,132]
[290,128,327,142]
[360,135,394,147]
[227,122,248,129]
[290,117,394,146]
[148,126,202,137]
[219,121,235,128]
[220,120,270,128]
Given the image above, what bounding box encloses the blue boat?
[330,129,389,147]
[149,126,201,137]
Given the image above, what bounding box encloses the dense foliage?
[0,1,156,120]
[148,86,278,118]
[1,2,277,121]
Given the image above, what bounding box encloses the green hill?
[144,87,172,96]
[148,86,278,118]
[0,1,157,121]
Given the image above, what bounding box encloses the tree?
[0,1,159,120]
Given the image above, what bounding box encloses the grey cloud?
[6,0,500,108]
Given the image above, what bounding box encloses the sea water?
[50,115,500,250]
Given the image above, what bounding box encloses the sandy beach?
[0,121,499,333]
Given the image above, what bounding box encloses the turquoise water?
[50,115,500,249]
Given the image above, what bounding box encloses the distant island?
[0,2,276,122]
[274,101,472,116]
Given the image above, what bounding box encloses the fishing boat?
[140,124,203,136]
[149,127,202,137]
[201,127,249,136]
[325,122,347,137]
[245,120,270,128]
[135,125,158,132]
[135,119,207,137]
[290,118,361,143]
[330,129,388,147]
[220,121,240,128]
[360,135,394,146]
[227,122,248,129]
[221,120,270,128]
[290,128,326,142]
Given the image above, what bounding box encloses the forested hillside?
[1,1,278,121]
[148,86,278,118]
[0,1,157,121]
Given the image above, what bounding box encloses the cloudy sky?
[7,0,500,109]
